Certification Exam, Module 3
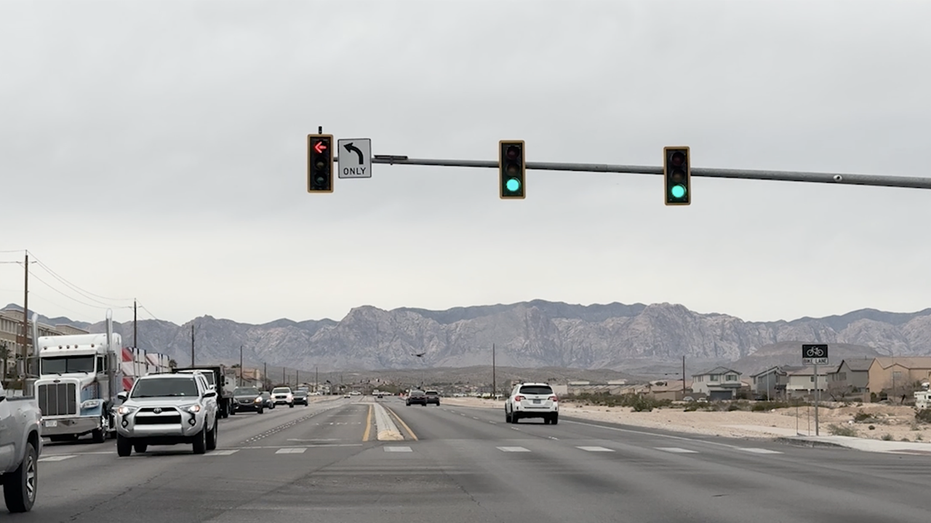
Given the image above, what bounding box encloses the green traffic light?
[506,178,521,192]
[670,184,687,199]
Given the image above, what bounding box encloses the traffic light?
[664,146,690,206]
[307,134,334,193]
[499,140,525,199]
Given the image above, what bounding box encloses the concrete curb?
[776,437,849,449]
[373,402,403,441]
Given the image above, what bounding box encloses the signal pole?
[21,252,29,383]
[190,323,194,367]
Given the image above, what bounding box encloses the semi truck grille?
[38,383,78,416]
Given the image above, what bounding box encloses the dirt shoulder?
[441,397,931,443]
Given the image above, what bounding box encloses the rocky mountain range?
[7,300,931,376]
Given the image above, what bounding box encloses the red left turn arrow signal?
[313,141,328,154]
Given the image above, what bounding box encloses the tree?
[827,382,855,402]
[168,359,177,369]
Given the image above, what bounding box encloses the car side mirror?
[117,392,128,401]
[204,390,217,398]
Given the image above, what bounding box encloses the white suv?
[271,387,294,408]
[505,383,559,424]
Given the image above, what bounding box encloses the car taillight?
[549,395,558,402]
[515,395,524,402]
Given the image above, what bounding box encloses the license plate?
[533,399,541,404]
[44,420,58,428]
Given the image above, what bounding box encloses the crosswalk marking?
[206,450,239,456]
[497,446,531,452]
[739,448,783,454]
[655,447,698,454]
[275,448,306,454]
[384,446,412,453]
[38,455,75,462]
[577,446,614,452]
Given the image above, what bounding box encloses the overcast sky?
[1,0,929,327]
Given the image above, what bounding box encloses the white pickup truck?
[0,384,43,513]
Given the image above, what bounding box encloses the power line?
[0,249,25,254]
[30,254,132,303]
[26,268,126,311]
[138,303,165,323]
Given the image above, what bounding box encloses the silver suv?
[504,383,559,424]
[115,373,219,456]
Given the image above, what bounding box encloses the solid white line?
[384,446,413,453]
[577,446,614,452]
[740,448,783,454]
[38,455,75,462]
[562,419,739,450]
[206,450,239,456]
[497,446,531,452]
[275,448,307,454]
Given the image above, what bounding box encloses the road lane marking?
[207,450,239,456]
[275,448,307,454]
[363,404,373,442]
[384,406,419,441]
[577,446,614,452]
[497,446,530,452]
[655,447,698,453]
[38,455,75,462]
[739,448,783,454]
[384,446,412,452]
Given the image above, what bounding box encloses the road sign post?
[802,344,829,436]
[337,138,372,179]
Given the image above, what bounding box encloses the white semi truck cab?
[35,330,120,443]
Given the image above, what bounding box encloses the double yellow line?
[362,405,373,442]
[384,405,418,441]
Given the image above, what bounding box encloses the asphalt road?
[25,396,931,523]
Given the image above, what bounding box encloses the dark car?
[260,391,275,409]
[424,390,441,406]
[406,390,427,406]
[293,389,309,406]
[233,387,265,414]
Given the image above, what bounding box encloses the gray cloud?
[1,0,929,326]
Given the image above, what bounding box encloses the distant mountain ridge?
[5,301,931,374]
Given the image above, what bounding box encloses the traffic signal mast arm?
[340,155,931,190]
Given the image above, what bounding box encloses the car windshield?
[519,385,553,395]
[294,390,307,396]
[425,391,439,396]
[40,355,95,374]
[410,391,425,397]
[131,378,199,398]
[234,387,259,395]
[272,388,290,394]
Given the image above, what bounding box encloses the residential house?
[867,357,931,396]
[827,359,873,395]
[691,367,742,400]
[785,366,835,398]
[646,379,693,401]
[750,365,804,400]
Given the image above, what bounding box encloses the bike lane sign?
[802,344,829,365]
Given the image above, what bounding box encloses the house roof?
[836,359,874,371]
[871,357,931,370]
[694,366,742,376]
[749,365,805,378]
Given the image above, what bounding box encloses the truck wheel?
[133,443,147,453]
[92,415,108,443]
[3,441,37,513]
[192,426,207,455]
[289,403,294,408]
[206,419,218,451]
[116,435,132,457]
[257,407,264,414]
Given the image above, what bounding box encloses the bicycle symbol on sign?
[806,346,825,358]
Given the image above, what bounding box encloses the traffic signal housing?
[499,140,526,199]
[664,146,690,206]
[307,134,334,193]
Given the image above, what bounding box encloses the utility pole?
[315,365,318,393]
[20,252,29,384]
[492,343,496,398]
[682,355,686,396]
[133,299,138,349]
[190,323,195,367]
[282,366,285,385]
[264,362,267,390]
[239,345,243,387]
